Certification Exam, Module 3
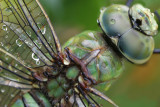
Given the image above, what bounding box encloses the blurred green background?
[39,0,160,106]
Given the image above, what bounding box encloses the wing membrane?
[0,0,62,106]
[0,85,21,107]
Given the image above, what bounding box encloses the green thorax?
[48,30,123,99]
[63,30,123,88]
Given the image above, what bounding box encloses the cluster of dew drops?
[0,6,48,107]
[1,16,47,66]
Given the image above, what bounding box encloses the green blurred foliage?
[40,0,160,107]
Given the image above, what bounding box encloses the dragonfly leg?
[65,48,101,84]
[154,11,160,22]
[153,49,160,53]
[153,11,160,54]
[126,0,134,7]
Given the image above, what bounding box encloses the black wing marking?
[0,0,62,106]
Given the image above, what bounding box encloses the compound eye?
[118,29,154,64]
[129,4,158,36]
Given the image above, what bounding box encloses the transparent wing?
[0,0,61,67]
[0,85,22,107]
[0,0,62,106]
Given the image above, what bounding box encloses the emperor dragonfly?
[0,0,160,107]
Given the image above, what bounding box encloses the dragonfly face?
[99,4,158,64]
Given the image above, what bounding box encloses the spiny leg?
[154,11,160,53]
[78,93,87,107]
[87,94,100,107]
[65,48,100,84]
[77,85,96,107]
[154,11,160,22]
[87,87,118,107]
[126,0,134,7]
[153,49,160,53]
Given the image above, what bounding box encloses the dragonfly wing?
[0,85,22,107]
[0,0,62,106]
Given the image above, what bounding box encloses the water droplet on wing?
[2,25,7,31]
[1,89,5,93]
[16,39,23,47]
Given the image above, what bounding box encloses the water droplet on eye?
[16,38,23,47]
[1,89,5,93]
[100,7,106,13]
[117,7,121,11]
[2,25,7,31]
[110,19,116,25]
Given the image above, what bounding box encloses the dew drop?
[36,60,40,65]
[4,44,10,51]
[0,42,4,47]
[100,7,106,13]
[1,89,5,93]
[4,54,9,60]
[16,39,23,47]
[2,25,7,31]
[15,63,18,67]
[41,26,46,35]
[11,94,14,97]
[32,53,40,65]
[117,7,121,11]
[34,40,42,48]
[110,19,116,25]
[26,31,32,37]
[37,22,46,35]
[5,35,8,38]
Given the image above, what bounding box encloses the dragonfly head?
[98,4,158,64]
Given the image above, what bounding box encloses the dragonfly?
[0,0,159,107]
